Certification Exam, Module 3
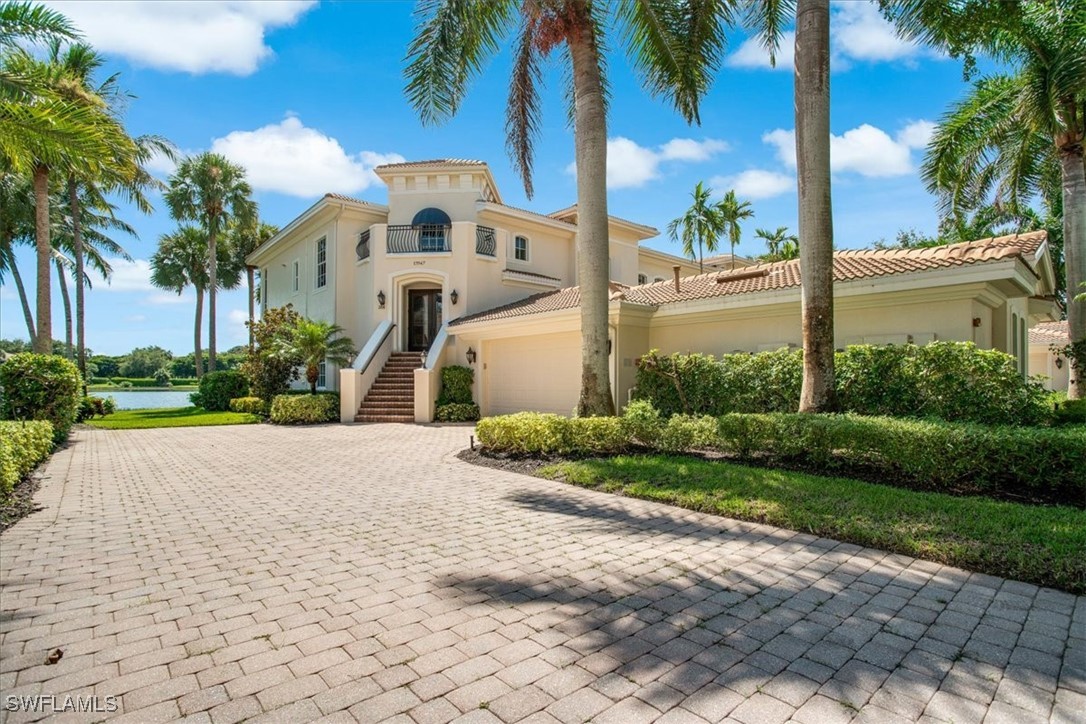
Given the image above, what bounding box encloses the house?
[245,159,1061,422]
[1028,320,1072,392]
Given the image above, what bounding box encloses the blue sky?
[2,1,1000,355]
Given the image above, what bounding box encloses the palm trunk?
[1061,144,1085,399]
[795,0,837,412]
[69,177,87,378]
[247,266,255,351]
[3,242,35,345]
[569,20,615,417]
[194,286,204,379]
[698,240,704,274]
[308,365,318,395]
[32,164,51,353]
[55,258,73,360]
[208,224,218,373]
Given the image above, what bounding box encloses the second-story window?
[637,273,648,285]
[514,235,529,262]
[291,260,300,292]
[315,237,327,288]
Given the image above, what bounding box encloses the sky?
[1,1,1003,356]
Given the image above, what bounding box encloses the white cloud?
[146,292,194,306]
[228,309,248,324]
[88,258,155,292]
[726,32,795,71]
[711,170,794,200]
[124,314,147,323]
[567,136,729,189]
[761,120,934,178]
[46,1,317,75]
[210,115,405,197]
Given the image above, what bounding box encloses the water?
[97,389,195,410]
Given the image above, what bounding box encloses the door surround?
[386,269,449,352]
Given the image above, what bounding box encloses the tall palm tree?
[668,181,725,273]
[717,189,755,270]
[884,1,1085,396]
[755,226,799,261]
[229,220,279,350]
[150,226,242,379]
[273,319,355,395]
[0,165,35,343]
[165,153,256,373]
[404,0,728,416]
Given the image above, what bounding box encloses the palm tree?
[884,2,1084,395]
[229,220,279,350]
[668,181,725,273]
[404,0,726,416]
[755,226,799,261]
[274,319,355,394]
[0,165,35,343]
[165,153,256,373]
[717,190,755,270]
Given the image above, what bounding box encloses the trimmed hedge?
[435,366,479,422]
[435,403,480,422]
[475,403,1085,505]
[634,342,1050,426]
[1054,399,1086,426]
[270,393,338,424]
[0,420,53,496]
[229,396,269,417]
[0,353,83,443]
[191,371,249,411]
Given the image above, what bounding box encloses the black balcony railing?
[387,224,450,253]
[476,225,496,257]
[356,229,371,261]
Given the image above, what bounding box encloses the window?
[317,361,327,390]
[291,260,300,293]
[1019,315,1027,378]
[654,277,664,283]
[315,238,327,288]
[637,273,648,285]
[514,235,529,262]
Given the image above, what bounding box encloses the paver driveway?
[1,424,1083,724]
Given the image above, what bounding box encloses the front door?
[407,289,442,351]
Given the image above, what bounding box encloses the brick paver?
[1,424,1083,723]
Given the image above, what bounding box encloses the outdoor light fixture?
[1056,357,1064,369]
[466,347,477,364]
[450,289,459,305]
[377,290,386,308]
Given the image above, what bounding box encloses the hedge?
[633,342,1050,426]
[191,371,249,411]
[270,393,339,424]
[0,421,53,496]
[0,353,83,444]
[475,403,1085,505]
[435,403,480,422]
[229,397,269,417]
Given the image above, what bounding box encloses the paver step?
[359,401,413,410]
[354,415,414,423]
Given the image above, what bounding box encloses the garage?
[483,331,582,415]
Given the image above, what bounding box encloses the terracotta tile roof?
[1029,320,1069,346]
[502,269,562,282]
[479,201,578,229]
[450,231,1047,328]
[548,204,658,235]
[375,158,486,169]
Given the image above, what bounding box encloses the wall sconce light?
[450,289,459,305]
[377,290,386,308]
[1055,357,1064,369]
[466,347,477,364]
[972,317,982,327]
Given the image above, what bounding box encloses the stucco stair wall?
[355,352,424,423]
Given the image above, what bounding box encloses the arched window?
[412,207,451,252]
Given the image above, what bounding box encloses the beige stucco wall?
[1029,345,1070,391]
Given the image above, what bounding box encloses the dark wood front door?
[407,289,442,351]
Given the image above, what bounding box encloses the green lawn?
[540,455,1086,594]
[86,407,260,430]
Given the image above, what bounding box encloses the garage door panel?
[487,332,581,415]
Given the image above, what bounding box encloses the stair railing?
[340,321,395,422]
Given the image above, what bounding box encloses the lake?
[98,390,195,410]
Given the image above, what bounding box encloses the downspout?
[609,320,619,413]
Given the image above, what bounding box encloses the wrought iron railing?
[386,224,450,253]
[356,229,371,261]
[475,225,496,256]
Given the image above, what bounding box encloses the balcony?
[387,224,450,254]
[356,229,371,261]
[476,225,496,257]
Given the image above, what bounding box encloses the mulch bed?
[0,474,43,533]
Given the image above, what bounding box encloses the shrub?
[1054,399,1086,427]
[76,396,113,422]
[102,397,116,415]
[634,342,1049,426]
[229,396,269,417]
[658,414,719,453]
[569,416,629,454]
[0,353,82,444]
[437,365,475,405]
[0,421,54,496]
[477,413,572,455]
[191,370,249,412]
[435,403,480,422]
[153,368,172,386]
[243,305,302,402]
[269,393,338,424]
[621,399,663,444]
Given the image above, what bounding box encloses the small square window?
[514,235,529,262]
[315,238,327,288]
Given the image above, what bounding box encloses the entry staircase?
[354,352,424,423]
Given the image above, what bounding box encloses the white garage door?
[485,331,581,415]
